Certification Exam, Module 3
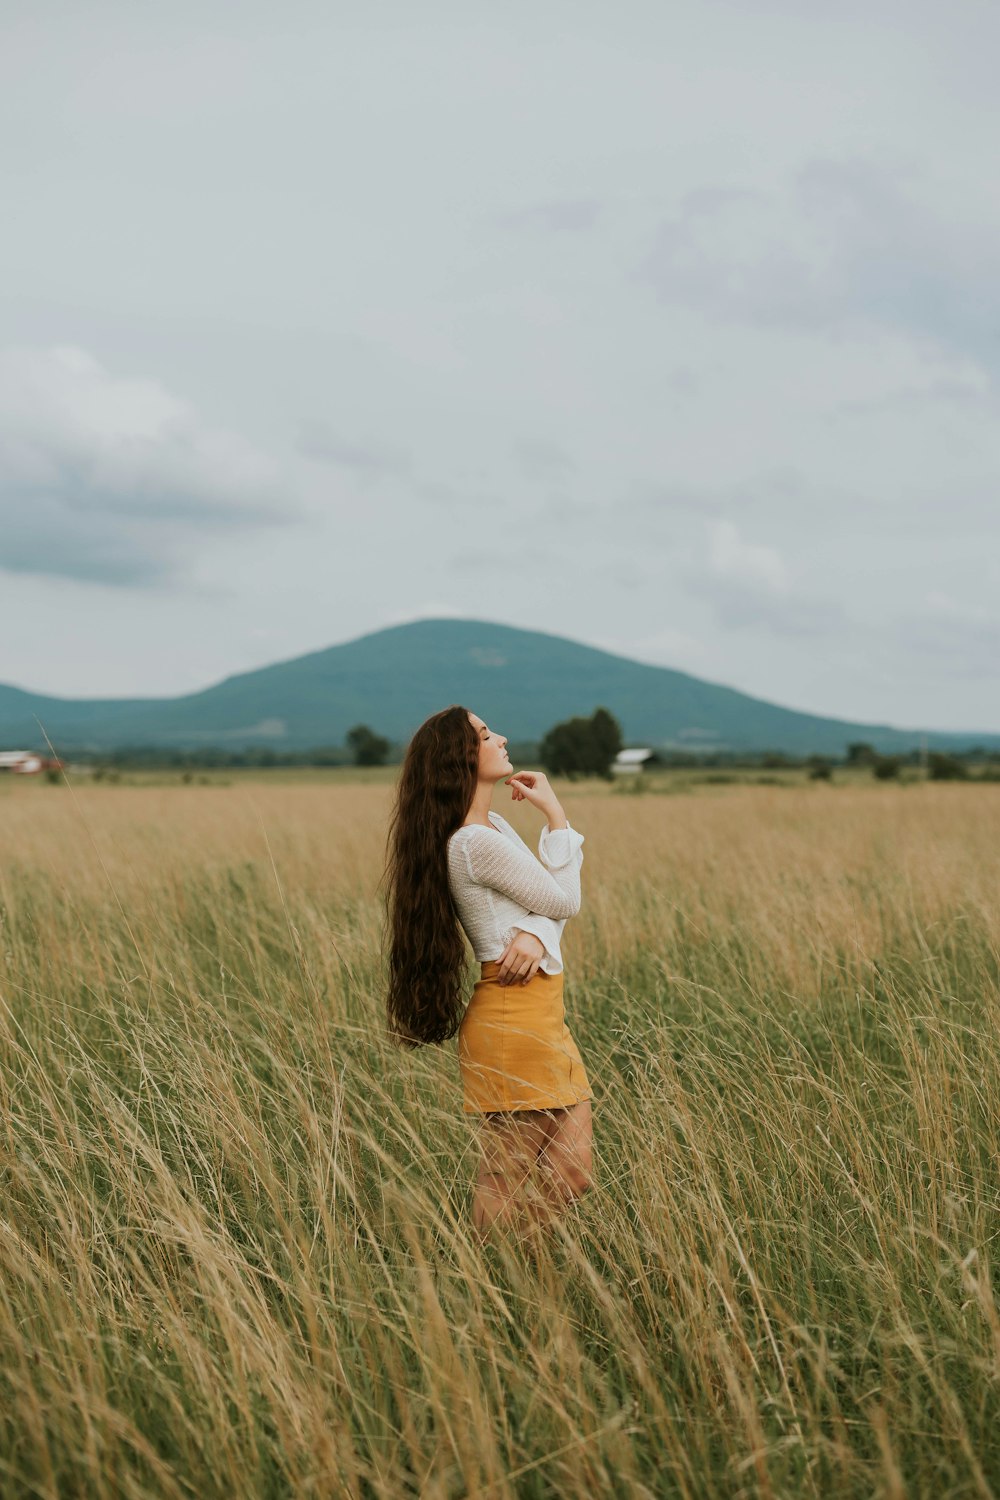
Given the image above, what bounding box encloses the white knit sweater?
[446,810,585,975]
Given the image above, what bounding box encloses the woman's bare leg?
[471,1101,593,1243]
[472,1109,556,1243]
[536,1099,593,1212]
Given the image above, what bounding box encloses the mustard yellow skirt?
[458,960,593,1114]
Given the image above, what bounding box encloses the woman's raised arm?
[460,825,583,919]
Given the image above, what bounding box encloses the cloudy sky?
[2,0,998,731]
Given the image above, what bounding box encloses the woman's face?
[467,711,511,781]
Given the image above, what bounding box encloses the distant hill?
[1,617,998,757]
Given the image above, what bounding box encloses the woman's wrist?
[544,805,568,831]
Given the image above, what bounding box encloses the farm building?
[611,747,657,776]
[0,750,64,775]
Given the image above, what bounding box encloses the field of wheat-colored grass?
[1,772,997,1498]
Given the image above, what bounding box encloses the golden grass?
[0,774,998,1497]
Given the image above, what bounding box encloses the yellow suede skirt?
[458,960,593,1114]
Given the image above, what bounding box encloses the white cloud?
[693,520,844,637]
[642,158,1000,371]
[0,345,299,585]
[707,519,788,593]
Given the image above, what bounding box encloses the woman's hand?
[504,769,561,819]
[496,930,547,986]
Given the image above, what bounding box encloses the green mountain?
[2,617,997,757]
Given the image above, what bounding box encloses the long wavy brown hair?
[380,704,481,1047]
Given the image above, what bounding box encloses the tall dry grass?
[0,774,998,1497]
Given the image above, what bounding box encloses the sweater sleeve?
[537,823,583,869]
[506,913,564,968]
[462,824,584,919]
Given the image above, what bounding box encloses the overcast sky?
[2,0,998,731]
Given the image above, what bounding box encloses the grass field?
[1,772,998,1498]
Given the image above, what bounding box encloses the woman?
[383,703,593,1242]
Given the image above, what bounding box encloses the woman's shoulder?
[449,814,499,844]
[448,812,512,851]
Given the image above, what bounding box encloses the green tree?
[538,720,586,778]
[872,755,902,780]
[589,707,624,774]
[539,706,624,780]
[846,742,877,766]
[928,752,968,781]
[345,724,390,767]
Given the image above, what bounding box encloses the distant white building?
[612,747,655,776]
[0,751,60,775]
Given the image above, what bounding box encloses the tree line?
[287,721,1000,780]
[43,717,1000,779]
